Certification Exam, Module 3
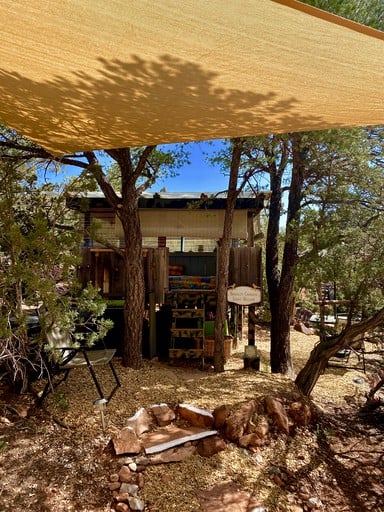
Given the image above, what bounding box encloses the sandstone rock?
[212,404,230,429]
[108,481,121,491]
[128,461,137,472]
[141,425,217,454]
[135,455,150,466]
[128,496,145,511]
[137,472,145,488]
[225,400,257,441]
[119,456,134,465]
[239,433,265,448]
[126,407,152,436]
[197,435,226,457]
[118,465,134,483]
[307,496,323,509]
[115,492,130,502]
[120,482,139,496]
[115,503,129,512]
[112,426,141,455]
[151,403,176,426]
[178,403,214,428]
[264,396,289,434]
[149,445,196,464]
[288,401,312,427]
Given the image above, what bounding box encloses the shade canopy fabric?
[0,0,383,155]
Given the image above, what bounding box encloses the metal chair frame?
[328,341,366,373]
[39,325,121,403]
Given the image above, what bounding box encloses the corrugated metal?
[116,210,248,238]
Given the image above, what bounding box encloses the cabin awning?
[0,0,383,155]
[130,210,248,238]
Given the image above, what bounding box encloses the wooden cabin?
[69,191,266,360]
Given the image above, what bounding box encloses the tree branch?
[83,151,121,209]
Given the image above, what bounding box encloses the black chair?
[328,338,366,373]
[39,323,121,403]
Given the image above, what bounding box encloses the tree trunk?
[120,194,145,369]
[266,151,293,375]
[84,148,156,370]
[214,241,229,372]
[267,134,304,377]
[119,184,145,370]
[214,139,243,372]
[296,307,384,395]
[294,341,337,396]
[269,297,294,375]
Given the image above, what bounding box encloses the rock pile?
[108,392,313,511]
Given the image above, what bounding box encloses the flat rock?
[178,403,214,428]
[141,425,217,454]
[112,427,141,455]
[149,445,197,464]
[151,403,176,426]
[126,407,152,436]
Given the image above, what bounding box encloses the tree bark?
[296,307,384,395]
[214,139,243,372]
[85,148,156,369]
[119,200,144,369]
[267,134,304,377]
[117,150,147,369]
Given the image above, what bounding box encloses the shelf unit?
[169,308,205,363]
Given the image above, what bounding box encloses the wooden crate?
[204,337,232,359]
[169,348,203,359]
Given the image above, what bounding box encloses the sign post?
[227,285,261,370]
[227,285,261,306]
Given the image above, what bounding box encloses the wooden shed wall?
[228,246,262,288]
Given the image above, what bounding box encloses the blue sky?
[150,140,229,193]
[54,139,230,192]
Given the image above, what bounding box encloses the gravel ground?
[0,325,383,511]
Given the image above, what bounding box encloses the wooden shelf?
[170,306,205,363]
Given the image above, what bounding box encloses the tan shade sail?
[0,0,383,155]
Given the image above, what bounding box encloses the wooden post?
[248,305,256,345]
[149,292,156,359]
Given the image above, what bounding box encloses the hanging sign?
[227,285,261,306]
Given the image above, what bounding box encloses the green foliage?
[302,0,384,30]
[0,158,111,390]
[51,389,69,412]
[105,299,125,307]
[105,145,190,191]
[296,128,384,317]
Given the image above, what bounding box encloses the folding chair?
[39,324,121,403]
[328,338,366,373]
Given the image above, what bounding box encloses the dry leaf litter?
[0,326,383,512]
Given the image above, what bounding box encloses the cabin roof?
[68,191,268,212]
